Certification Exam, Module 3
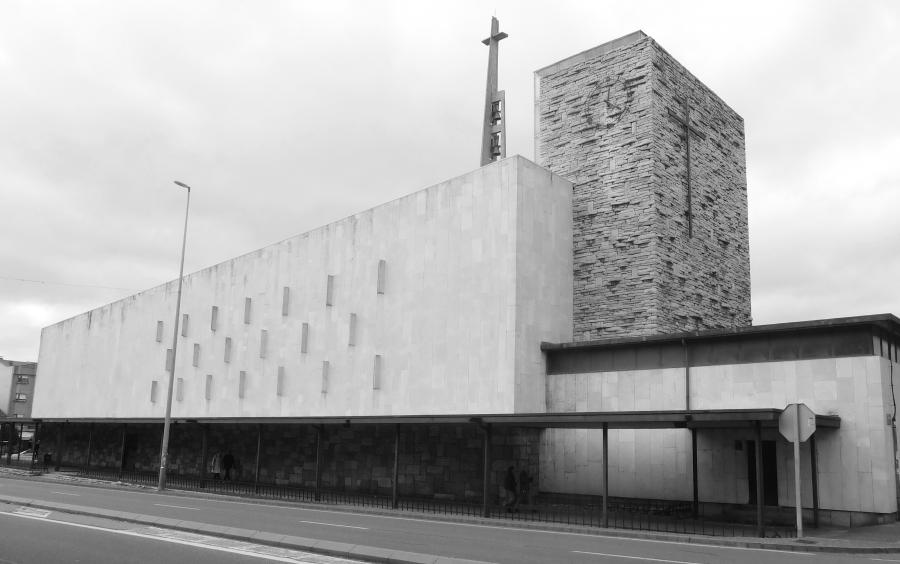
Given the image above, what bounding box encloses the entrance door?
[747,440,779,506]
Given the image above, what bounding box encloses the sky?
[1,0,898,362]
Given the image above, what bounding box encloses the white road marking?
[51,491,81,496]
[573,552,701,563]
[298,520,368,530]
[0,511,355,563]
[15,507,51,518]
[154,503,201,511]
[871,559,900,562]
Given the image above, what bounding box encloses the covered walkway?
[3,408,839,537]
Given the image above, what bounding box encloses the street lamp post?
[158,180,191,491]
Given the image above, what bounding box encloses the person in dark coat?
[222,452,235,481]
[519,469,532,508]
[503,466,518,511]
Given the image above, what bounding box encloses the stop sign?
[779,403,816,442]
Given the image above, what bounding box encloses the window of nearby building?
[16,375,29,385]
[14,392,27,402]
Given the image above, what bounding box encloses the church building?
[22,29,900,531]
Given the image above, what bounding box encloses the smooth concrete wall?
[35,156,573,419]
[543,355,899,515]
[514,160,574,412]
[0,362,12,415]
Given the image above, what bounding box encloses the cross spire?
[480,17,508,166]
[667,94,707,237]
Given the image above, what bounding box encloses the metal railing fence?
[7,463,796,538]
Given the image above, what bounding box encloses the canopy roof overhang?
[22,408,840,431]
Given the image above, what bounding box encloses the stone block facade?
[535,31,751,339]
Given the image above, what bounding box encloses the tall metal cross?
[480,16,508,166]
[667,96,706,237]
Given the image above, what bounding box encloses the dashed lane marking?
[51,491,81,496]
[154,503,201,511]
[573,551,702,563]
[298,520,368,530]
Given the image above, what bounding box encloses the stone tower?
[535,31,751,340]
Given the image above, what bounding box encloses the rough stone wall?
[535,32,750,339]
[651,43,751,331]
[44,422,540,503]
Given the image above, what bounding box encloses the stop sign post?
[779,403,816,538]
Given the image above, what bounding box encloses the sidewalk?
[1,466,899,557]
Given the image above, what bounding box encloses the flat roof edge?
[535,30,647,77]
[24,408,839,430]
[541,313,900,351]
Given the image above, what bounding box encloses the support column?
[16,423,22,460]
[118,424,128,480]
[200,424,209,487]
[55,423,65,470]
[392,424,400,509]
[691,428,699,518]
[482,423,492,518]
[602,423,609,528]
[254,424,262,494]
[84,423,94,472]
[314,425,323,501]
[31,421,41,470]
[755,421,765,538]
[4,423,10,465]
[810,434,820,528]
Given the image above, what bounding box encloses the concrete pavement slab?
[349,545,395,563]
[250,530,286,544]
[384,551,437,564]
[310,539,356,558]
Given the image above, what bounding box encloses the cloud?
[1,0,898,360]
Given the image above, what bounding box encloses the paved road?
[0,508,361,564]
[0,476,892,564]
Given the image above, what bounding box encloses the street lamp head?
[174,180,191,191]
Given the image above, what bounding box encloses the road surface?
[0,476,890,563]
[0,507,361,563]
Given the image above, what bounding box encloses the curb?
[0,494,491,564]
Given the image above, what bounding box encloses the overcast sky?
[2,0,898,362]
